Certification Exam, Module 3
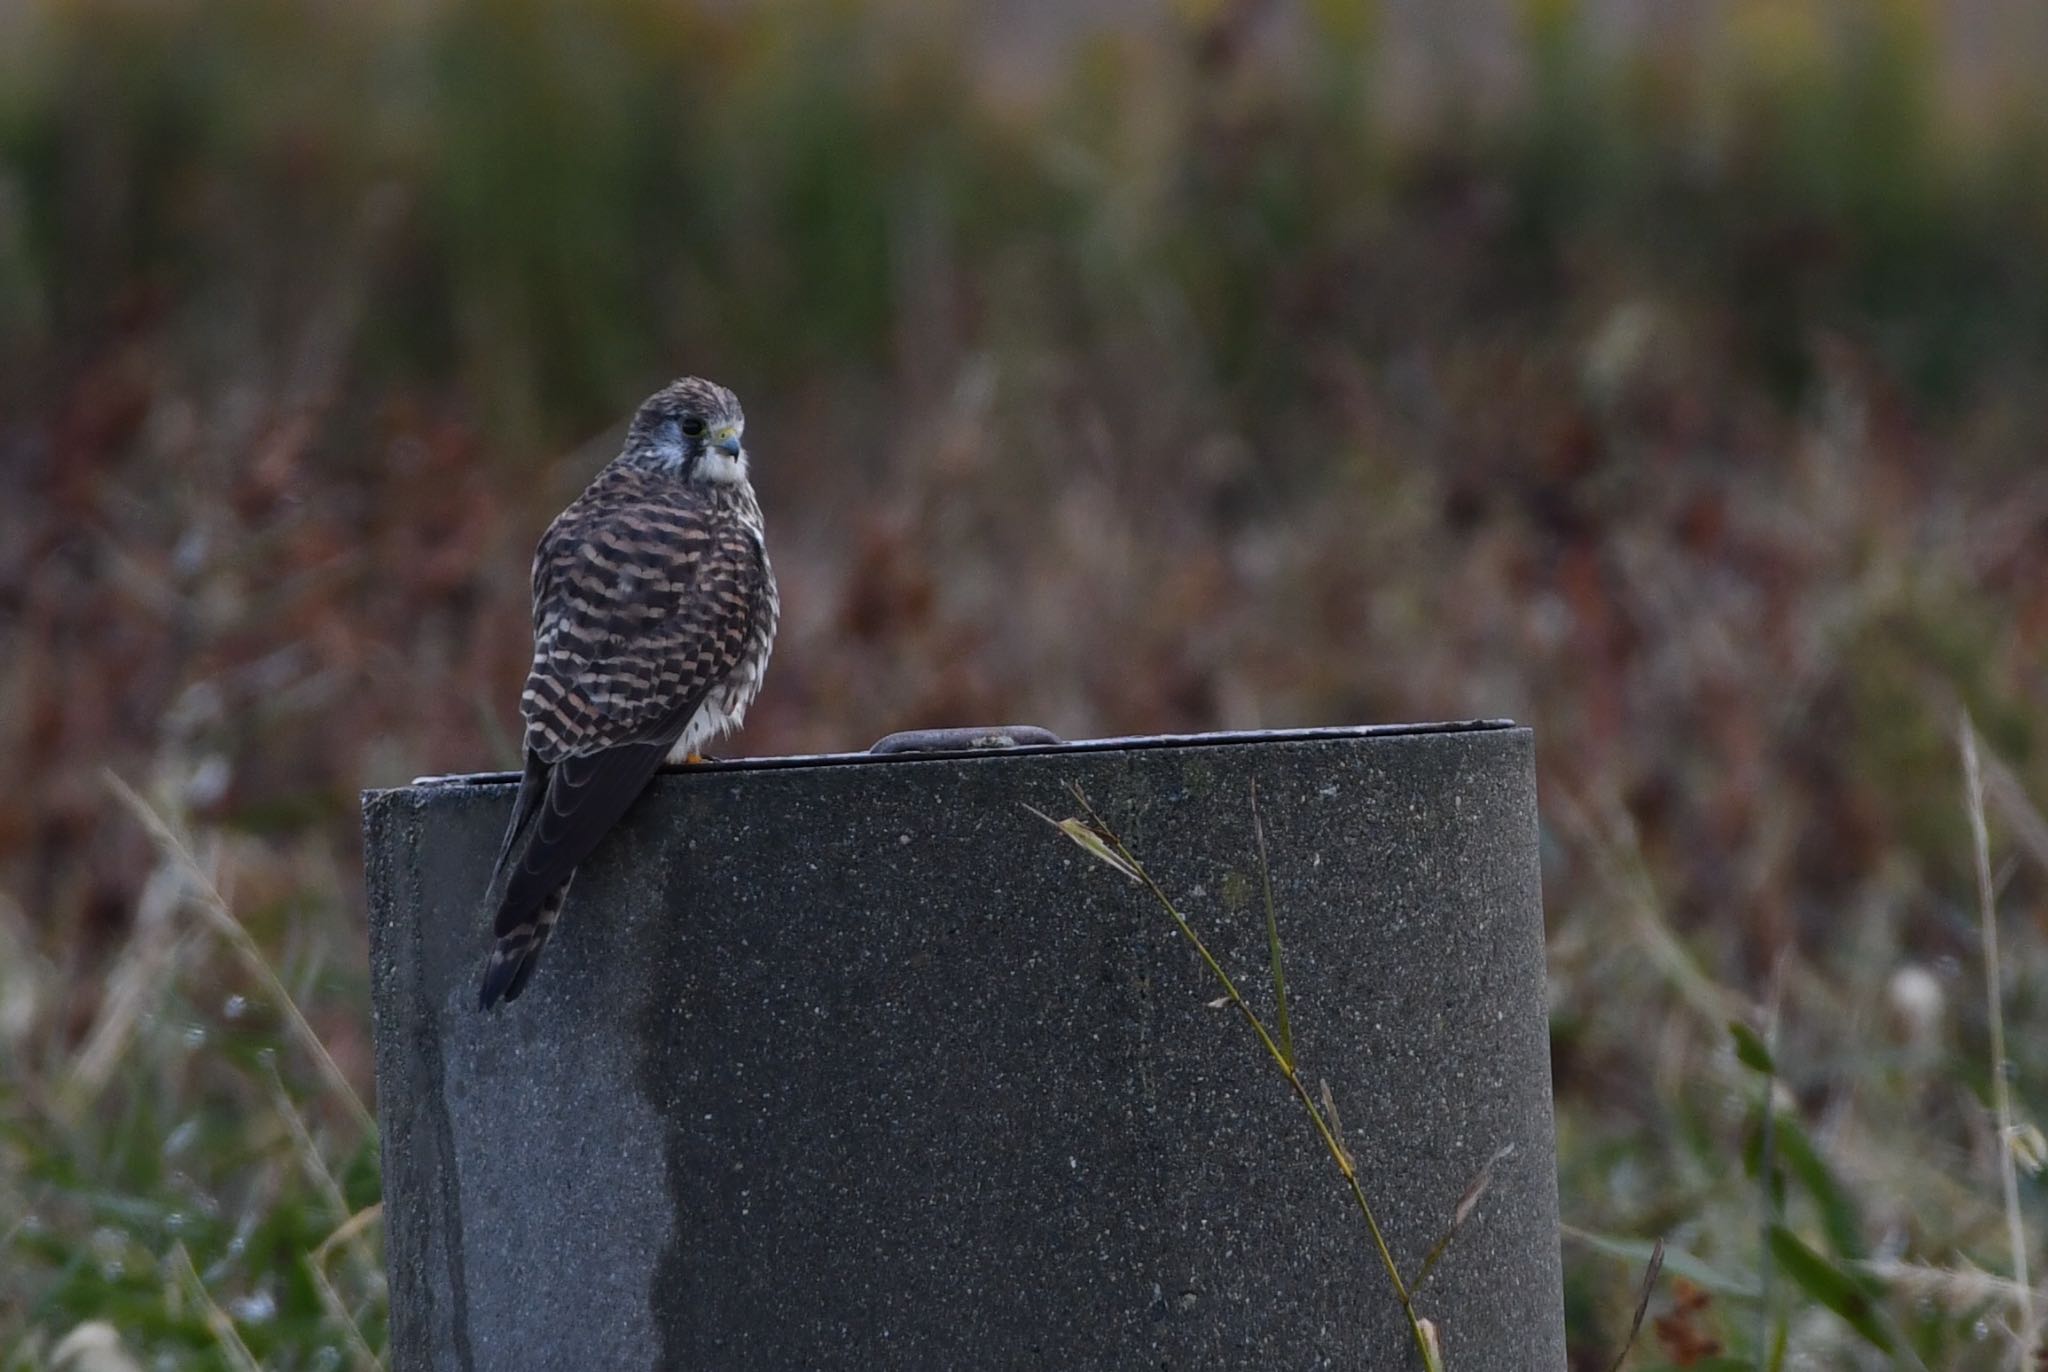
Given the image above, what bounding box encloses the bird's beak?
[712,424,743,458]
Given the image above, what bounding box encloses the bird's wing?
[487,747,549,878]
[490,474,769,942]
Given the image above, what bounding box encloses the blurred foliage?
[3,0,2048,1365]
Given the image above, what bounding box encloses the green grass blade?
[1764,1317,1789,1372]
[1729,1020,1775,1075]
[1562,1227,1760,1301]
[1765,1225,1894,1353]
[1250,783,1293,1070]
[1775,1120,1866,1262]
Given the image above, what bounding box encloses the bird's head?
[621,376,748,483]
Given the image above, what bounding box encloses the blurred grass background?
[2,0,2047,1365]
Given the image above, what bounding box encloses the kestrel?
[477,377,779,1009]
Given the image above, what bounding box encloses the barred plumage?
[478,377,779,1009]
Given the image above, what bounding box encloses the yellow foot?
[685,752,707,765]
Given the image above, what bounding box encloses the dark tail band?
[478,878,571,1009]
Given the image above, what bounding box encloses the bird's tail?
[478,876,572,1010]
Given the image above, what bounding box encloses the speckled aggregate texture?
[364,725,1565,1371]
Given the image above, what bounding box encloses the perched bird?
[477,377,779,1009]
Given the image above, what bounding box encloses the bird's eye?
[680,417,706,438]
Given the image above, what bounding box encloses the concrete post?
[365,723,1564,1370]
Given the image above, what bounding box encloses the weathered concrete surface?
[365,724,1564,1370]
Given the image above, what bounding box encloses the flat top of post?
[395,718,1522,790]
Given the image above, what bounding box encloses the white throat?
[698,449,750,485]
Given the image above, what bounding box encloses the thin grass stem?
[315,1204,386,1267]
[305,1254,386,1372]
[1961,718,2036,1359]
[1604,1237,1664,1372]
[1042,786,1434,1365]
[169,1243,264,1372]
[1412,1143,1513,1292]
[1756,957,1786,1364]
[1250,782,1294,1070]
[263,1060,386,1298]
[105,772,376,1140]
